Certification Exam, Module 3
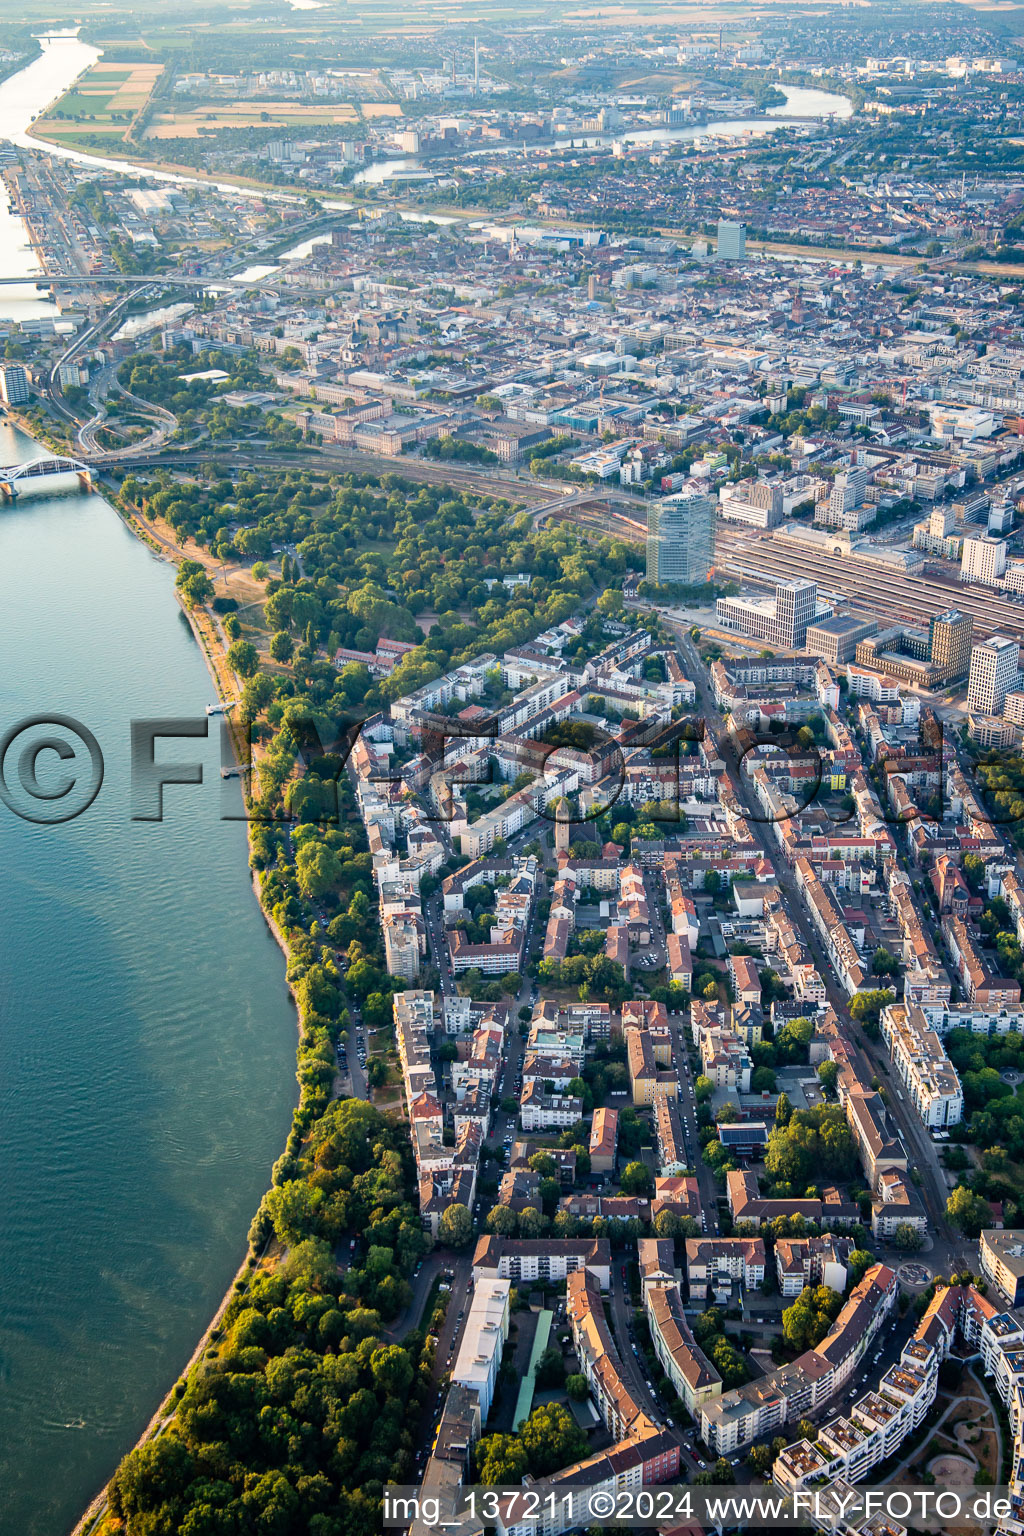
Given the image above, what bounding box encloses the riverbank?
[0,410,301,1536]
[21,78,853,222]
[69,488,296,1536]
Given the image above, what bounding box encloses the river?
[355,84,854,183]
[0,39,300,1536]
[0,452,299,1536]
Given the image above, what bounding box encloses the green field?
[36,58,162,137]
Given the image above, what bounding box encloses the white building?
[716,579,823,649]
[716,220,746,260]
[0,362,29,405]
[967,634,1020,717]
[450,1274,511,1421]
[961,534,1008,587]
[879,1003,963,1129]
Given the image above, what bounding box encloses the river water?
[355,84,854,183]
[0,39,299,1536]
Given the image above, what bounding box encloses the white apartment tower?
[0,362,29,406]
[968,634,1020,716]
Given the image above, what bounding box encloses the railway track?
[713,527,1024,640]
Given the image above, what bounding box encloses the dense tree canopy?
[109,1101,426,1536]
[764,1104,858,1188]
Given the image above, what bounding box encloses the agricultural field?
[139,94,402,138]
[143,100,362,138]
[35,59,162,142]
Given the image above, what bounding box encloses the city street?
[607,1263,703,1473]
[668,1025,721,1233]
[668,623,963,1261]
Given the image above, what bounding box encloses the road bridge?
[0,456,94,499]
[1,273,221,288]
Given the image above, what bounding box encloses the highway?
[6,273,226,289]
[46,284,159,431]
[76,359,179,457]
[8,208,346,292]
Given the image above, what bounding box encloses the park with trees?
[108,1101,429,1536]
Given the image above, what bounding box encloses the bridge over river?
[0,456,94,499]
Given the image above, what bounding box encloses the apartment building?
[871,1168,928,1242]
[795,859,867,996]
[567,1268,652,1440]
[653,1175,701,1225]
[774,1285,1020,1501]
[943,915,1021,1009]
[626,1027,679,1105]
[686,1237,766,1301]
[666,931,693,988]
[519,1083,583,1131]
[842,1084,908,1194]
[471,1236,610,1290]
[726,1169,826,1230]
[729,953,763,1007]
[638,1237,676,1297]
[451,1276,511,1421]
[775,1236,854,1299]
[980,1229,1024,1306]
[383,910,425,981]
[692,1004,754,1092]
[589,1106,619,1173]
[879,1002,964,1129]
[700,1265,898,1454]
[450,928,525,976]
[654,1097,688,1174]
[459,791,535,858]
[395,989,436,1107]
[646,1282,724,1415]
[497,1431,681,1536]
[419,1162,478,1239]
